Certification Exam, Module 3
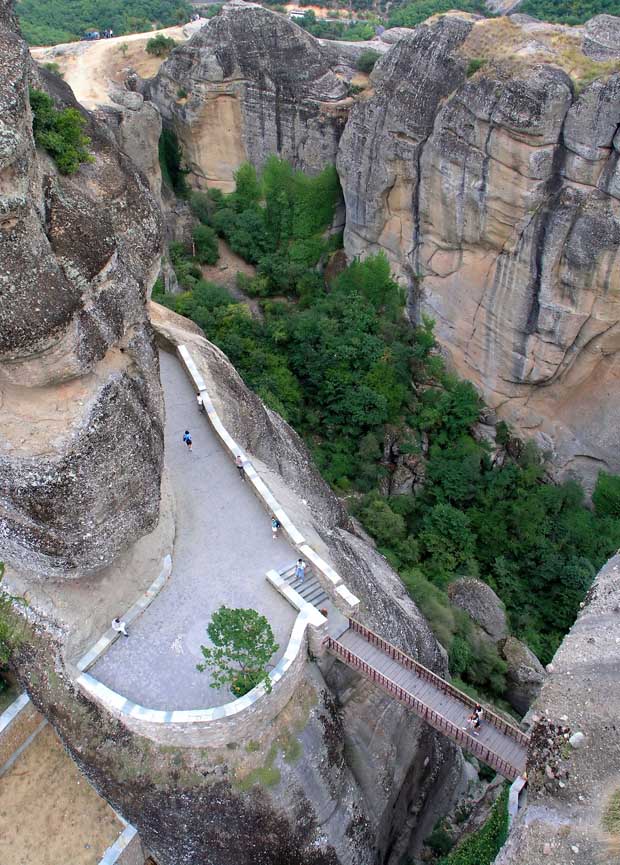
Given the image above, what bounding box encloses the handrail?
[325,635,523,782]
[346,618,530,748]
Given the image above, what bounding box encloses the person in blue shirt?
[183,430,193,452]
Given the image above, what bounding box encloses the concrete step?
[280,563,328,608]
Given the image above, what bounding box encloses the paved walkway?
[91,350,297,710]
[330,627,528,780]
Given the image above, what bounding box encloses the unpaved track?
[30,23,192,109]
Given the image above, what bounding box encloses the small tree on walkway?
[196,606,279,697]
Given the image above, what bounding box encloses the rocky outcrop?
[98,89,163,203]
[498,636,546,714]
[448,578,509,641]
[496,555,620,865]
[0,4,164,577]
[582,14,620,61]
[338,17,620,493]
[148,1,349,191]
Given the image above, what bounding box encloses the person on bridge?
[183,430,193,452]
[295,559,306,582]
[271,517,281,540]
[235,454,246,481]
[464,704,483,735]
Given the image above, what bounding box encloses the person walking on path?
[271,517,281,540]
[235,454,246,481]
[112,617,129,637]
[295,558,306,582]
[183,430,193,452]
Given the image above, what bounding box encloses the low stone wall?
[0,692,43,772]
[78,606,324,747]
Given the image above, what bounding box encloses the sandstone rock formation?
[0,4,164,577]
[498,636,546,714]
[448,578,509,641]
[582,14,620,61]
[338,16,620,493]
[148,1,349,191]
[496,554,620,865]
[99,89,163,203]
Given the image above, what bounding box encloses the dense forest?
[155,155,620,705]
[518,0,620,24]
[16,0,192,45]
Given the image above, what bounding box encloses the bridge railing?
[346,618,530,749]
[325,635,522,782]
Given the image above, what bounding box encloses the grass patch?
[245,740,260,753]
[438,788,508,865]
[235,743,281,791]
[603,789,620,835]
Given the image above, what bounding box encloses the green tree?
[593,471,620,519]
[232,162,262,211]
[145,33,177,56]
[29,88,92,175]
[192,223,219,265]
[197,606,279,697]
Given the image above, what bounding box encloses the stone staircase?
[280,562,329,608]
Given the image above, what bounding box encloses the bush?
[466,57,486,77]
[388,0,488,28]
[177,87,188,99]
[158,127,189,196]
[145,33,177,56]
[192,224,219,265]
[356,49,381,73]
[438,789,508,865]
[29,88,92,175]
[426,823,454,856]
[42,61,63,77]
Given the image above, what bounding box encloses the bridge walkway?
[327,620,529,781]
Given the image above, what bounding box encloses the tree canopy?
[196,606,279,697]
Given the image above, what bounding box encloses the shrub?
[426,823,454,856]
[356,49,381,73]
[192,224,219,265]
[158,127,189,196]
[466,57,486,77]
[177,87,188,99]
[29,88,92,175]
[43,61,63,77]
[438,789,508,865]
[145,33,177,56]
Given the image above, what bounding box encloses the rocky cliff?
[148,1,350,191]
[0,0,164,577]
[338,14,620,493]
[150,6,620,490]
[496,554,620,865]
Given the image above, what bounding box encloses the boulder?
[448,578,509,641]
[582,14,620,61]
[498,636,546,714]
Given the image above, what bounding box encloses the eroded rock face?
[0,4,164,577]
[148,1,349,190]
[582,14,620,60]
[498,636,546,714]
[496,555,620,865]
[337,17,620,492]
[448,578,509,641]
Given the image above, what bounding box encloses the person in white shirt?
[112,617,129,637]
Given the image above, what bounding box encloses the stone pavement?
[91,350,297,710]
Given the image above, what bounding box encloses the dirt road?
[30,22,197,109]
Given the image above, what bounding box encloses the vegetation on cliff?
[387,0,487,28]
[156,159,620,695]
[29,88,93,174]
[17,0,191,45]
[437,788,509,865]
